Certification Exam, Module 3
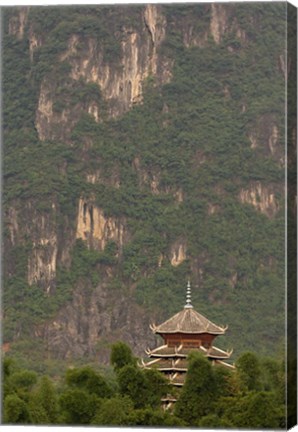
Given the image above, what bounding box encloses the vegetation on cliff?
[3,3,286,369]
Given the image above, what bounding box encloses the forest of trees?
[3,342,286,427]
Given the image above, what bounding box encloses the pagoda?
[140,281,234,409]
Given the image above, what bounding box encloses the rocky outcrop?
[229,272,238,289]
[86,171,120,188]
[67,7,169,111]
[279,54,289,79]
[36,81,54,141]
[210,4,247,48]
[26,203,58,294]
[210,4,229,45]
[28,26,43,62]
[35,79,95,142]
[44,280,155,362]
[268,125,279,155]
[239,182,279,217]
[76,198,127,252]
[5,201,60,294]
[7,206,19,246]
[35,5,171,142]
[207,203,220,215]
[144,4,167,76]
[170,240,187,266]
[248,133,258,149]
[28,238,58,294]
[247,115,282,163]
[183,26,209,49]
[8,7,29,39]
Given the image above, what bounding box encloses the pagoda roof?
[161,395,178,402]
[169,372,186,386]
[145,343,232,360]
[151,307,227,335]
[146,344,196,358]
[214,359,236,370]
[144,357,188,371]
[139,350,235,385]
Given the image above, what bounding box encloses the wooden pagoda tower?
[140,281,234,409]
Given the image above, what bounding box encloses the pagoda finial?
[184,280,193,309]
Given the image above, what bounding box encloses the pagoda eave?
[146,343,232,359]
[155,367,188,372]
[155,330,226,336]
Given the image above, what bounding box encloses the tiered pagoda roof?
[145,344,233,360]
[140,281,235,408]
[150,307,227,335]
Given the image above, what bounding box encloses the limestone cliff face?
[207,203,220,215]
[43,280,156,361]
[28,25,43,62]
[5,201,61,294]
[4,4,285,363]
[36,78,98,143]
[35,5,170,142]
[33,3,250,143]
[239,182,279,217]
[248,114,282,163]
[156,241,187,268]
[66,5,167,112]
[36,81,56,142]
[7,206,19,247]
[210,3,229,45]
[210,3,248,46]
[76,198,127,252]
[86,170,120,188]
[8,7,29,39]
[25,204,58,294]
[170,240,187,267]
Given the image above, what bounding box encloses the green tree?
[174,352,216,424]
[198,413,233,428]
[59,388,101,425]
[7,369,38,402]
[27,401,49,424]
[212,365,234,397]
[28,376,58,424]
[261,357,285,401]
[117,364,168,409]
[110,341,137,372]
[3,357,16,397]
[142,368,171,408]
[225,391,284,428]
[3,357,15,379]
[236,351,262,391]
[129,407,185,426]
[3,394,30,424]
[117,364,147,408]
[9,370,37,392]
[92,395,134,425]
[65,366,112,398]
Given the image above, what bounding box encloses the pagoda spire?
[184,280,193,309]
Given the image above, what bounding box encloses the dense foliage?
[3,3,286,370]
[2,343,286,427]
